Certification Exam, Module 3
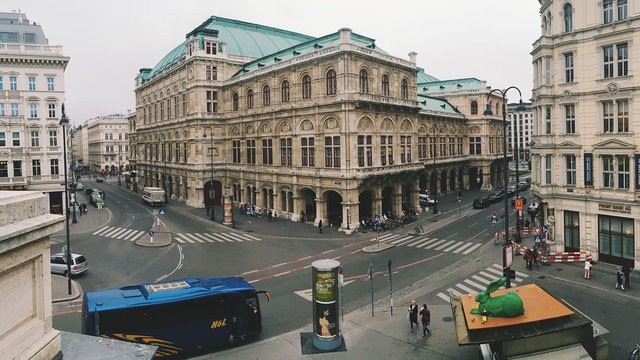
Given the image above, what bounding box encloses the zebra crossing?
[174,232,262,244]
[435,263,530,304]
[372,233,483,255]
[93,226,146,241]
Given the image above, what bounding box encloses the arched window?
[326,69,336,95]
[247,89,254,109]
[232,92,239,111]
[542,15,548,35]
[382,74,390,96]
[302,75,311,99]
[401,78,408,100]
[563,3,573,32]
[281,80,290,102]
[471,101,478,115]
[359,69,368,93]
[263,85,270,106]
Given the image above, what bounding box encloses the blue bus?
[82,277,270,358]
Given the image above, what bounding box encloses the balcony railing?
[0,43,65,56]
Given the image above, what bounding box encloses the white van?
[142,187,166,206]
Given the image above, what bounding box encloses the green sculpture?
[470,277,524,318]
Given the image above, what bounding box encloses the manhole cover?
[442,316,453,323]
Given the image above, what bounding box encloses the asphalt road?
[50,182,640,358]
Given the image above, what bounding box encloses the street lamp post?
[483,87,523,289]
[432,137,438,214]
[204,129,215,221]
[59,104,73,295]
[69,128,77,224]
[117,143,122,186]
[509,102,526,243]
[162,142,169,204]
[346,205,350,230]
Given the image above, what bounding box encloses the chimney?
[408,51,417,64]
[339,28,352,44]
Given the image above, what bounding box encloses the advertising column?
[223,195,233,225]
[312,259,342,350]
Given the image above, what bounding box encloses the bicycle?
[414,223,424,235]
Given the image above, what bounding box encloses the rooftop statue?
[470,277,524,318]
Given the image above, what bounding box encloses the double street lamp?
[203,129,215,221]
[59,104,73,295]
[483,87,524,289]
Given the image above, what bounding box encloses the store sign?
[598,202,631,213]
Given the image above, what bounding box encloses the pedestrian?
[622,264,631,289]
[408,300,418,332]
[318,219,323,233]
[419,304,431,337]
[584,257,592,279]
[206,205,210,217]
[273,210,277,222]
[267,210,272,223]
[532,248,539,268]
[615,267,625,291]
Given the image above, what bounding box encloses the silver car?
[50,253,88,276]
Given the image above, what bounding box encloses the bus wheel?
[227,334,235,345]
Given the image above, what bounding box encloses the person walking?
[615,267,625,291]
[318,219,323,233]
[584,257,592,280]
[408,300,418,332]
[622,264,631,289]
[419,304,431,337]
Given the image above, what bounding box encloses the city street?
[51,178,640,359]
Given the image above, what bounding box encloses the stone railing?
[356,93,419,108]
[0,43,65,56]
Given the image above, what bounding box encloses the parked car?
[50,252,88,276]
[488,191,505,203]
[74,182,85,191]
[419,193,438,208]
[96,177,104,183]
[506,186,517,197]
[517,182,531,191]
[473,197,492,209]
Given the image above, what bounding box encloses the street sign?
[514,197,524,211]
[148,230,154,237]
[374,214,380,225]
[542,225,548,234]
[534,234,542,243]
[368,263,374,280]
[505,243,513,267]
[159,209,166,215]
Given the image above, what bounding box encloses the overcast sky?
[6,0,541,126]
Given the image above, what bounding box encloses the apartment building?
[531,0,637,267]
[84,114,130,174]
[0,10,69,214]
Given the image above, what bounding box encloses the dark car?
[488,191,505,203]
[517,182,531,191]
[473,197,492,209]
[96,177,104,183]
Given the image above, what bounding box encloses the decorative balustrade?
[0,43,65,56]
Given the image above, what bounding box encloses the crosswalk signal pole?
[388,259,393,316]
[368,263,374,317]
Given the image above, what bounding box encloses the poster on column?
[223,195,233,224]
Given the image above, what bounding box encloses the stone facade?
[80,114,130,174]
[0,11,69,214]
[531,0,638,267]
[0,190,64,359]
[133,18,509,230]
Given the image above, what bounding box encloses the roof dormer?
[185,27,220,59]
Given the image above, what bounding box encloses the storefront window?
[563,211,580,250]
[598,215,634,262]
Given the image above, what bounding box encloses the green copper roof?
[234,30,384,77]
[418,77,483,95]
[418,94,461,115]
[143,16,315,80]
[417,67,439,83]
